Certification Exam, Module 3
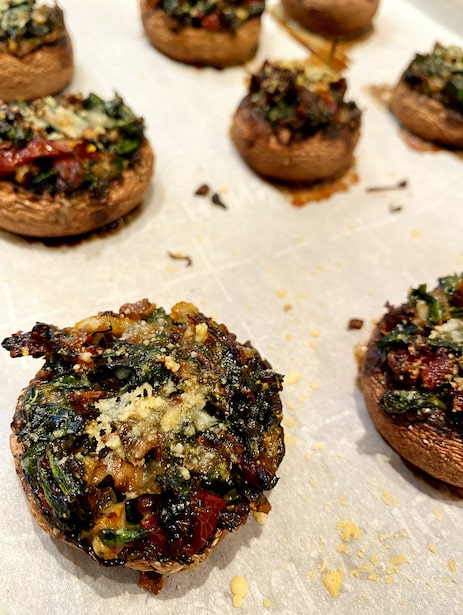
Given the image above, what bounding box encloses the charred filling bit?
[403,43,463,114]
[0,93,145,195]
[373,273,463,432]
[144,0,264,32]
[3,299,284,567]
[0,0,67,57]
[247,61,361,144]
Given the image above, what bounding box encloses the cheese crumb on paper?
[337,519,363,543]
[253,511,268,526]
[230,575,249,608]
[382,489,398,507]
[447,559,457,573]
[433,505,443,521]
[286,370,302,385]
[321,568,345,598]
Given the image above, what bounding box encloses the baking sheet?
[1,0,463,613]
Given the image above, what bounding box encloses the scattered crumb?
[428,543,437,553]
[263,598,272,609]
[284,435,298,446]
[382,489,398,507]
[387,554,409,575]
[310,328,320,338]
[167,251,193,267]
[337,519,363,543]
[138,571,165,594]
[283,304,293,312]
[230,576,249,608]
[433,505,443,521]
[284,415,297,429]
[211,192,228,209]
[411,228,422,238]
[312,441,326,451]
[253,511,268,526]
[338,495,348,507]
[195,183,210,196]
[337,544,349,554]
[276,289,287,298]
[321,568,345,598]
[286,370,302,385]
[447,559,457,573]
[366,179,408,193]
[309,381,320,391]
[194,183,228,208]
[379,530,408,543]
[348,318,364,330]
[307,571,317,580]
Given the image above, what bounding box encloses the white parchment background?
[1,0,463,613]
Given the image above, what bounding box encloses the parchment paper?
[1,1,463,613]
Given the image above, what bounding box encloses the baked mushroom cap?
[140,0,263,67]
[0,1,73,101]
[359,273,463,487]
[0,93,154,238]
[0,139,154,238]
[281,0,380,39]
[3,300,285,591]
[390,44,463,148]
[0,39,73,102]
[230,60,361,183]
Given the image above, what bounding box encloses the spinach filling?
[403,44,463,114]
[376,274,463,424]
[149,0,265,32]
[4,301,284,563]
[248,61,360,142]
[0,0,67,57]
[0,93,145,195]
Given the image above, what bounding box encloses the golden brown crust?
[0,37,74,103]
[281,0,380,38]
[390,79,463,148]
[140,3,260,67]
[359,324,463,488]
[125,529,228,575]
[230,99,360,183]
[0,139,155,238]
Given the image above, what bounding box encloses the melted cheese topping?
[86,379,217,460]
[20,97,111,140]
